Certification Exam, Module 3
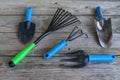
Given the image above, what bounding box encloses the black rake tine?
[51,8,63,23]
[51,13,73,30]
[51,13,75,27]
[71,32,88,39]
[68,28,88,41]
[50,10,70,27]
[54,19,79,31]
[46,8,80,32]
[51,8,61,22]
[47,8,62,31]
[68,30,84,41]
[79,29,88,38]
[51,9,65,25]
[66,26,79,40]
[48,8,64,30]
[58,17,80,28]
[48,8,60,27]
[51,12,71,31]
[65,15,80,24]
[51,10,69,31]
[55,19,79,32]
[72,28,83,37]
[60,15,78,25]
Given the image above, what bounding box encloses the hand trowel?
[18,7,35,44]
[94,6,112,48]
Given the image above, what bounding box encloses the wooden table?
[0,0,120,80]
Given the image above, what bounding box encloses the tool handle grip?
[96,6,105,20]
[88,54,115,63]
[9,43,35,67]
[25,7,32,22]
[44,40,67,60]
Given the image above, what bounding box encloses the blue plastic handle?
[25,7,32,22]
[44,40,67,60]
[88,54,116,63]
[96,6,105,20]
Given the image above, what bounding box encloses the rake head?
[46,8,80,32]
[34,8,81,44]
[60,50,88,68]
[66,26,88,41]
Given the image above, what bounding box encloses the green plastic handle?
[9,42,35,67]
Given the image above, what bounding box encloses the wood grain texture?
[0,0,119,15]
[0,0,120,80]
[0,57,120,80]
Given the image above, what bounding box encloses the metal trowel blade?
[94,18,112,48]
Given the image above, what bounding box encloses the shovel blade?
[94,18,112,48]
[18,21,35,44]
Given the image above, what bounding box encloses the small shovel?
[18,7,35,44]
[94,6,112,48]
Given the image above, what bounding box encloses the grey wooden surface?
[0,0,120,80]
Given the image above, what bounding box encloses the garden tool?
[18,7,35,44]
[60,50,116,68]
[9,8,80,67]
[94,6,112,48]
[44,26,88,60]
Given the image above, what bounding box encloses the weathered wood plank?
[0,47,120,56]
[0,0,119,15]
[0,32,120,50]
[0,15,119,33]
[0,57,120,80]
